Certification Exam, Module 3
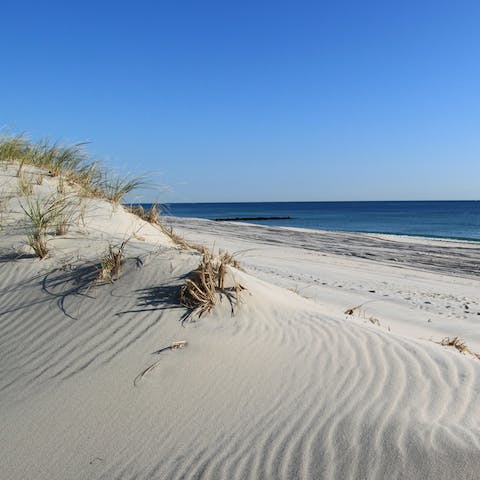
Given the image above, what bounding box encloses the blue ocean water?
[142,201,480,242]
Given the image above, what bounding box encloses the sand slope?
[1,166,480,479]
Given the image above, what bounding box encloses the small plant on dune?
[53,195,76,236]
[218,249,242,269]
[17,171,33,196]
[436,336,480,360]
[126,203,163,225]
[125,204,146,219]
[97,240,128,282]
[21,195,68,259]
[125,204,213,254]
[146,203,162,224]
[180,251,244,319]
[16,158,26,177]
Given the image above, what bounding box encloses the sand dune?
[1,165,480,479]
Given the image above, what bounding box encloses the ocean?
[140,201,480,242]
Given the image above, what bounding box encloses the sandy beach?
[1,163,480,479]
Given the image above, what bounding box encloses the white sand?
[1,164,480,479]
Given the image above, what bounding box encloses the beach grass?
[20,194,69,258]
[102,175,146,207]
[17,171,33,196]
[0,134,144,204]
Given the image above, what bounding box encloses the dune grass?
[0,134,144,204]
[17,171,33,196]
[20,195,69,258]
[126,203,162,225]
[102,176,146,207]
[54,194,76,236]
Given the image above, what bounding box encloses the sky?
[1,0,480,202]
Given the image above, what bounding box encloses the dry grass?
[97,240,128,282]
[55,208,73,235]
[17,172,33,196]
[124,204,209,253]
[134,341,188,386]
[124,204,212,256]
[218,249,242,269]
[125,203,162,225]
[436,336,480,360]
[146,204,162,224]
[180,251,245,319]
[344,304,363,316]
[344,300,378,317]
[368,316,381,326]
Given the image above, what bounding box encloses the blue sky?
[1,0,479,202]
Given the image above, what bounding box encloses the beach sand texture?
[1,163,480,479]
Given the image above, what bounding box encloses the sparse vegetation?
[17,172,33,196]
[102,176,145,207]
[146,203,162,224]
[0,134,144,204]
[20,195,68,258]
[97,240,128,282]
[368,316,381,326]
[436,336,480,360]
[54,196,75,236]
[180,251,244,319]
[125,203,162,225]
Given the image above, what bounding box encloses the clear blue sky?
[2,0,479,202]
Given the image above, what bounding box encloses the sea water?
[139,201,480,242]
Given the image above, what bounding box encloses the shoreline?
[164,213,480,245]
[147,199,480,243]
[166,216,480,279]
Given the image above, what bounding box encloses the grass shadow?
[116,283,185,317]
[0,250,36,262]
[41,263,99,319]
